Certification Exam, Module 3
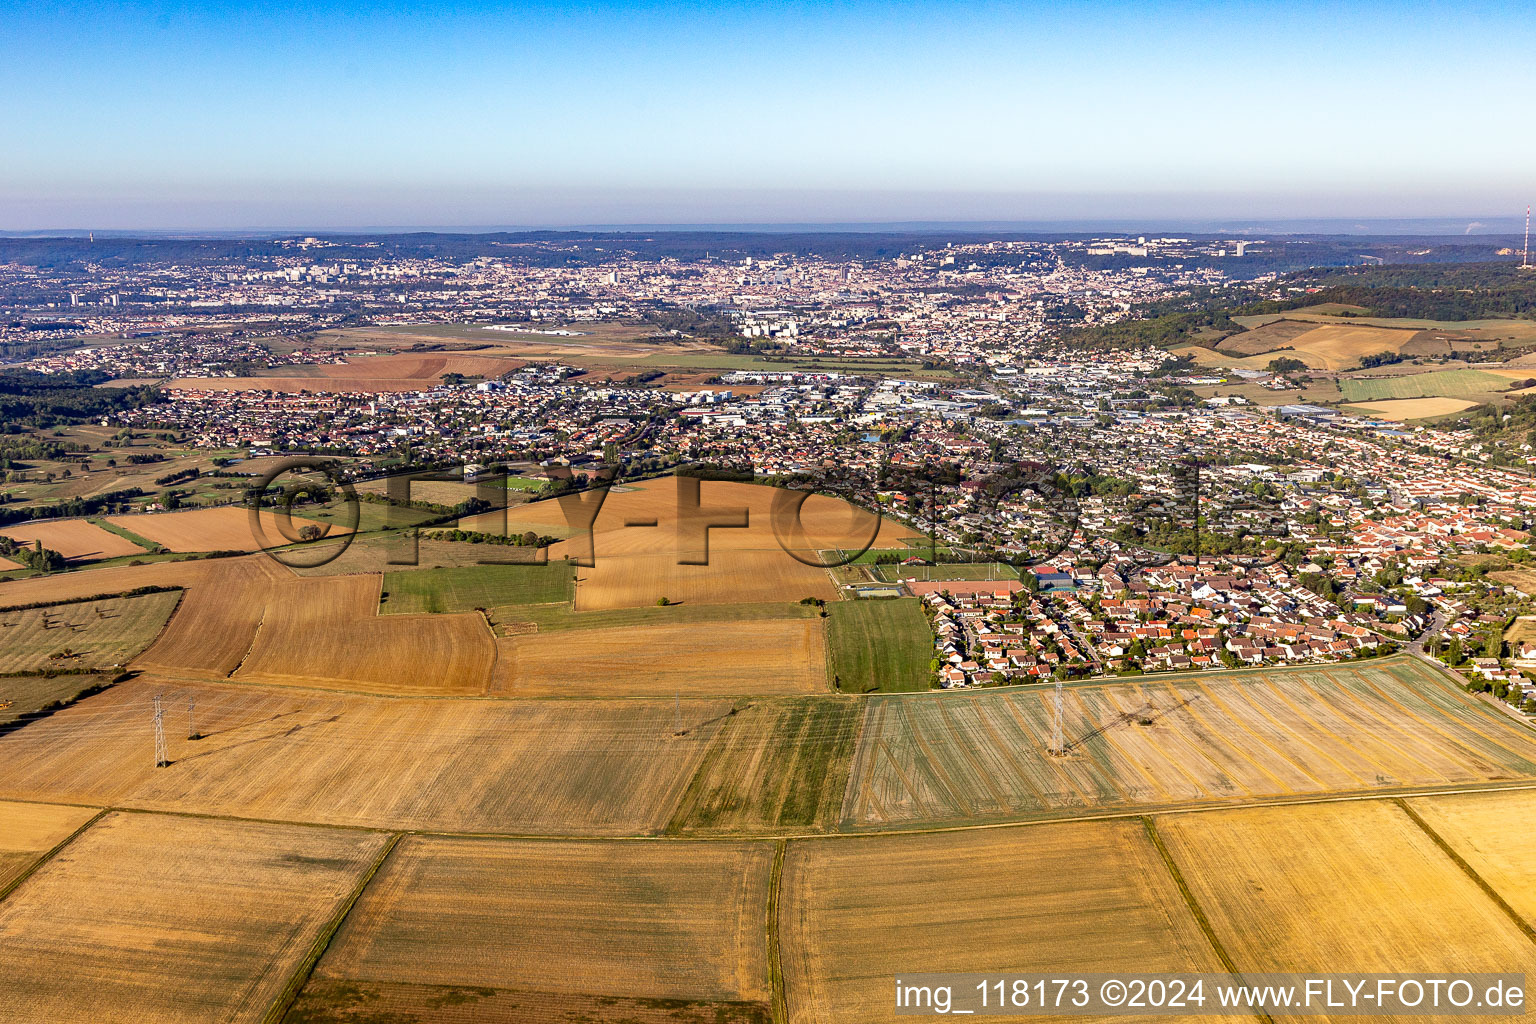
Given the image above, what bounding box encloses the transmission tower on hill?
[1051,678,1065,756]
[152,694,168,768]
[1524,205,1531,270]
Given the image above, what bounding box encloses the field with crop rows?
[0,590,180,673]
[1338,369,1516,402]
[380,562,573,614]
[292,835,773,1022]
[0,518,148,562]
[461,478,907,611]
[234,575,496,694]
[780,821,1225,1024]
[0,678,727,835]
[502,618,828,696]
[108,505,356,554]
[1154,800,1536,980]
[825,598,932,693]
[0,799,99,894]
[1402,789,1536,928]
[0,811,389,1024]
[667,697,863,834]
[841,658,1536,828]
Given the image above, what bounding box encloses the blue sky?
[3,0,1533,229]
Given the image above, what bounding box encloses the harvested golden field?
[0,811,390,1024]
[841,658,1536,828]
[1154,801,1536,982]
[503,618,828,695]
[0,800,98,893]
[0,589,181,673]
[290,533,530,576]
[478,477,905,611]
[296,836,772,1021]
[780,821,1225,1024]
[1344,397,1479,420]
[107,504,352,553]
[1403,789,1536,928]
[1212,321,1423,370]
[165,351,524,393]
[0,678,725,835]
[234,575,495,694]
[0,551,287,607]
[0,518,147,561]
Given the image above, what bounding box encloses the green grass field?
[871,562,1020,583]
[380,563,574,615]
[826,598,933,693]
[1338,369,1515,402]
[87,518,158,553]
[504,599,820,633]
[666,697,863,833]
[0,592,182,674]
[0,674,116,727]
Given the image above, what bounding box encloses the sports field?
[825,598,933,692]
[0,590,181,673]
[0,811,390,1023]
[840,657,1536,828]
[296,836,773,1022]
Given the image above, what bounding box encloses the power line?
[152,694,168,768]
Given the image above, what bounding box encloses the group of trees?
[0,535,65,572]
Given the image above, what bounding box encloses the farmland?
[380,562,573,615]
[459,477,906,611]
[780,821,1226,1024]
[667,697,863,834]
[108,504,354,553]
[825,598,933,692]
[0,589,181,673]
[163,350,526,393]
[1153,800,1536,979]
[0,799,99,894]
[840,657,1536,828]
[502,618,829,696]
[0,811,390,1024]
[0,674,116,727]
[1338,368,1517,402]
[234,575,497,695]
[1343,397,1480,421]
[1214,321,1427,370]
[0,518,148,562]
[0,678,726,835]
[1402,789,1536,927]
[294,836,773,1023]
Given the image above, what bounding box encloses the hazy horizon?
[5,0,1534,231]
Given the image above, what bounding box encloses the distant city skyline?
[5,0,1534,230]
